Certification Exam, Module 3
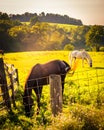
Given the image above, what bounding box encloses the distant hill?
[10,12,83,26]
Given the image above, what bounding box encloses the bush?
[46,113,83,130]
[64,44,74,51]
[99,46,104,52]
[70,104,104,130]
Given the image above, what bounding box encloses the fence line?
[0,64,104,115]
[22,68,104,93]
[65,69,104,105]
[0,58,19,111]
[22,68,104,116]
[25,69,104,89]
[72,72,104,86]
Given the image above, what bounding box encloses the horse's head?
[85,52,92,67]
[88,58,92,67]
[62,61,71,73]
[23,95,33,117]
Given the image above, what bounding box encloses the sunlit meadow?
[0,51,104,129]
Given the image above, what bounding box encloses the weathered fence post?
[0,58,11,109]
[9,74,16,108]
[49,74,62,116]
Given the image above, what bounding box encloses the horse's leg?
[74,57,76,64]
[23,84,33,116]
[69,52,74,67]
[34,85,43,114]
[61,76,65,95]
[69,55,72,67]
[61,78,65,104]
[85,58,89,66]
[62,83,64,95]
[82,58,84,67]
[70,58,72,67]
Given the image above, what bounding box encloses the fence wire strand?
[22,69,104,113]
[0,68,104,114]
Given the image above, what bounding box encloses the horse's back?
[28,60,69,79]
[70,50,81,58]
[70,50,88,59]
[37,60,69,76]
[39,60,60,76]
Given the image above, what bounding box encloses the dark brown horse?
[23,60,71,116]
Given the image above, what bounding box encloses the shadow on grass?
[0,87,34,130]
[0,110,33,130]
[92,67,104,69]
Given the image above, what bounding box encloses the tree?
[64,44,74,50]
[30,16,39,26]
[0,12,10,20]
[99,46,104,52]
[70,26,90,49]
[86,25,104,51]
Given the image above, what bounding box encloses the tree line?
[0,12,104,52]
[10,12,83,25]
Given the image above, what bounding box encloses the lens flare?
[70,59,79,76]
[72,59,79,71]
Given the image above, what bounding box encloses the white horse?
[69,50,92,67]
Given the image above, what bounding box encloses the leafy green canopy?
[86,25,104,51]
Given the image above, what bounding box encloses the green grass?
[0,51,104,130]
[49,22,78,31]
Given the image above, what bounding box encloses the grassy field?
[49,22,78,31]
[0,51,104,130]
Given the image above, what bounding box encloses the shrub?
[64,44,74,51]
[70,104,104,130]
[99,46,104,52]
[46,113,83,130]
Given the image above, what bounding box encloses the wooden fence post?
[49,74,62,116]
[0,58,11,109]
[9,74,16,108]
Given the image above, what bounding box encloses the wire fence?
[0,64,104,115]
[22,68,104,116]
[65,69,104,106]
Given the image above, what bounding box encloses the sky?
[0,0,104,25]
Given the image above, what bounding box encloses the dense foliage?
[86,25,104,51]
[0,12,104,52]
[10,12,83,25]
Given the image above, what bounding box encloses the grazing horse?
[69,50,92,67]
[23,60,71,116]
